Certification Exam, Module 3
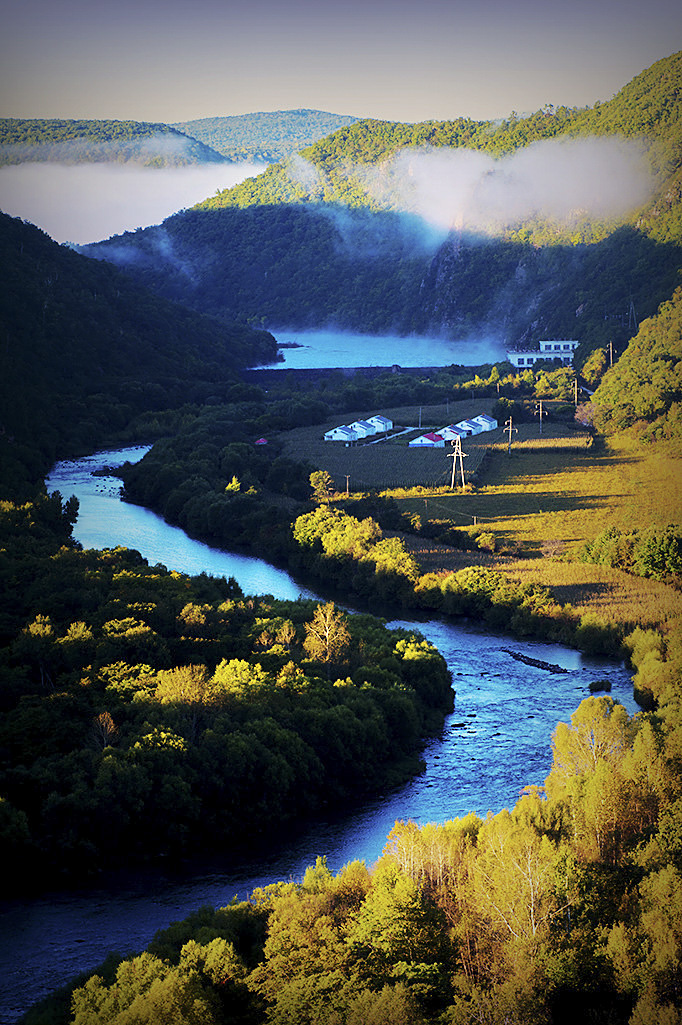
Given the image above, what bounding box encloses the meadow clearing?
[280,399,501,490]
[393,432,682,632]
[279,399,682,633]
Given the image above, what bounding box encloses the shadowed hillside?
[83,53,682,365]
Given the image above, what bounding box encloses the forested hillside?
[592,284,682,438]
[24,672,682,1024]
[84,52,682,361]
[0,118,227,166]
[0,212,277,494]
[172,108,360,163]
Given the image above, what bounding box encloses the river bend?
[0,447,637,1023]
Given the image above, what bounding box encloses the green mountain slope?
[0,118,227,166]
[172,108,361,163]
[85,53,682,359]
[593,284,682,438]
[0,212,277,492]
[198,51,682,228]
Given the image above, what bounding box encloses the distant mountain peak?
[171,109,361,162]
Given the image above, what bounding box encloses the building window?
[518,357,524,365]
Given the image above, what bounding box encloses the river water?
[260,328,506,369]
[0,447,638,1023]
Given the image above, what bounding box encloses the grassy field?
[392,434,682,632]
[392,435,681,546]
[280,399,501,490]
[279,400,682,632]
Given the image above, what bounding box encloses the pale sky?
[1,0,681,124]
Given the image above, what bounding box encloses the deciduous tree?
[303,602,350,666]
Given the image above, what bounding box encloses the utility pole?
[418,406,422,429]
[535,400,547,434]
[608,339,613,367]
[345,475,350,497]
[504,416,518,455]
[574,376,579,406]
[447,436,467,489]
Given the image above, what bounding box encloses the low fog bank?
[0,161,267,244]
[0,131,221,166]
[386,137,652,234]
[263,329,507,369]
[293,137,653,248]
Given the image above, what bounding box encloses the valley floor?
[282,401,682,635]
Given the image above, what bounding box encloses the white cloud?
[362,136,652,236]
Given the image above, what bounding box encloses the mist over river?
[0,448,638,1024]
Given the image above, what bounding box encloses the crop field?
[280,427,491,490]
[280,402,595,493]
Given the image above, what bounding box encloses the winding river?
[0,448,638,1024]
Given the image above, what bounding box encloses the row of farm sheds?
[408,414,498,448]
[324,414,394,443]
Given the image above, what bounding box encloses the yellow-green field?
[392,435,681,547]
[279,400,682,632]
[392,434,682,632]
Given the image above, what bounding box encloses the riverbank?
[119,451,631,670]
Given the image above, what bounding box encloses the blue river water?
[0,446,638,1023]
[260,328,506,369]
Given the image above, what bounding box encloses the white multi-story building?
[506,340,579,368]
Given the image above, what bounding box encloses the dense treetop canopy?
[593,285,682,438]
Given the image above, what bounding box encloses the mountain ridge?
[172,108,361,163]
[0,118,227,167]
[75,52,682,368]
[0,211,277,493]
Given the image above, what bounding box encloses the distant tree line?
[172,109,361,163]
[0,118,225,165]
